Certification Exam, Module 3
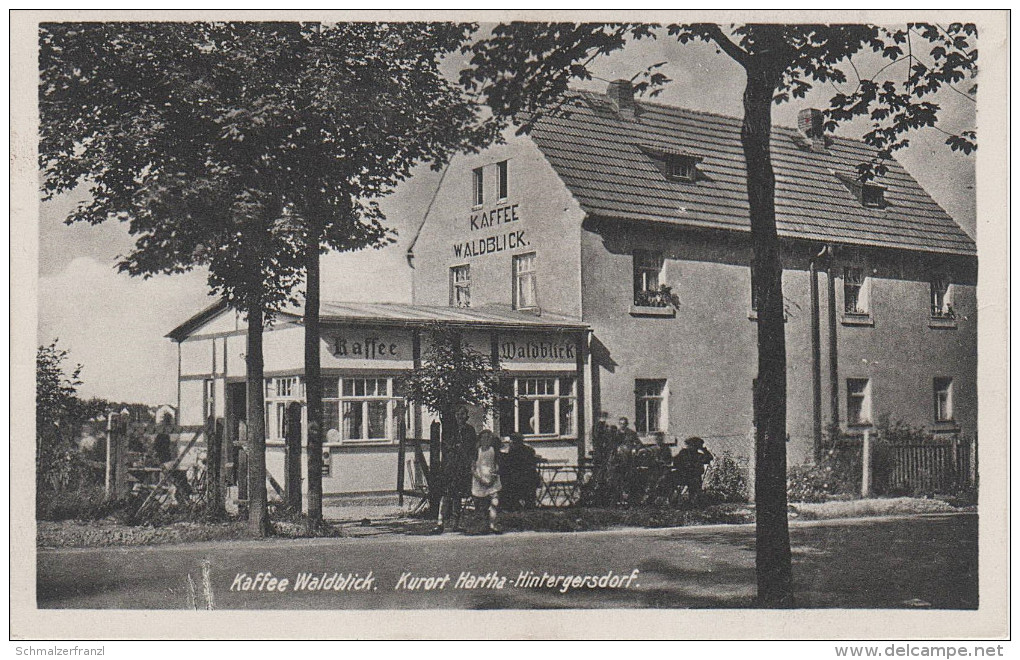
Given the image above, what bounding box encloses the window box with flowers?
[929,277,958,329]
[630,284,680,317]
[631,250,678,317]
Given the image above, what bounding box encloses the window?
[497,160,509,201]
[264,376,303,441]
[513,252,537,309]
[843,266,869,315]
[750,268,759,313]
[472,167,484,206]
[500,376,576,438]
[635,379,667,434]
[275,377,299,398]
[846,378,872,426]
[934,377,954,422]
[450,264,471,308]
[633,250,665,306]
[666,156,697,182]
[836,172,887,209]
[323,376,403,444]
[930,277,955,318]
[862,185,885,208]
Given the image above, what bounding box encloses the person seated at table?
[606,436,636,505]
[673,436,714,505]
[652,432,673,465]
[647,432,675,504]
[500,433,540,511]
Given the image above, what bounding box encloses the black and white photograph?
[11,9,1009,642]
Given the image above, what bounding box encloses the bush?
[787,463,840,503]
[36,485,131,522]
[788,438,863,502]
[703,453,749,503]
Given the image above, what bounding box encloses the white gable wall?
[411,132,585,318]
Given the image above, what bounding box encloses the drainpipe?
[809,245,826,461]
[826,244,840,436]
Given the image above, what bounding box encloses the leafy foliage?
[403,324,506,418]
[703,453,749,503]
[634,284,681,310]
[36,340,82,439]
[36,341,101,495]
[39,22,499,313]
[37,486,130,522]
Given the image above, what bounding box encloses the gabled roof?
[527,91,975,256]
[167,299,586,341]
[165,299,231,342]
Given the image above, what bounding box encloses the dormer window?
[638,145,702,184]
[835,171,888,209]
[862,185,885,208]
[667,156,698,182]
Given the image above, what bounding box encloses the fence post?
[745,426,756,501]
[396,402,406,507]
[950,435,960,489]
[105,413,114,498]
[970,432,978,489]
[861,428,872,497]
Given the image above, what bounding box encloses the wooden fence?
[835,432,976,496]
[880,434,975,495]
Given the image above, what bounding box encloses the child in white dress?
[472,430,502,533]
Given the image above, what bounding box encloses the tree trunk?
[304,235,323,528]
[246,296,270,537]
[742,57,793,606]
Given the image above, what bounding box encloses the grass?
[499,503,755,533]
[37,512,346,549]
[790,496,961,521]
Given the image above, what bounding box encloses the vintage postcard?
[10,9,1009,641]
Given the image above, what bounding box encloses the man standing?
[433,407,476,534]
[617,417,639,448]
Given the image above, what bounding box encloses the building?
[168,79,976,500]
[167,301,586,498]
[151,404,177,428]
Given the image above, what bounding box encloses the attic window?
[666,155,698,182]
[861,185,885,208]
[834,171,888,209]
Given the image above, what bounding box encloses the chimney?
[798,108,826,151]
[607,79,635,118]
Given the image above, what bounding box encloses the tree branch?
[704,24,749,67]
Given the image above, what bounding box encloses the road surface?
[37,513,977,609]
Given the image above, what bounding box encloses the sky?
[37,26,977,405]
